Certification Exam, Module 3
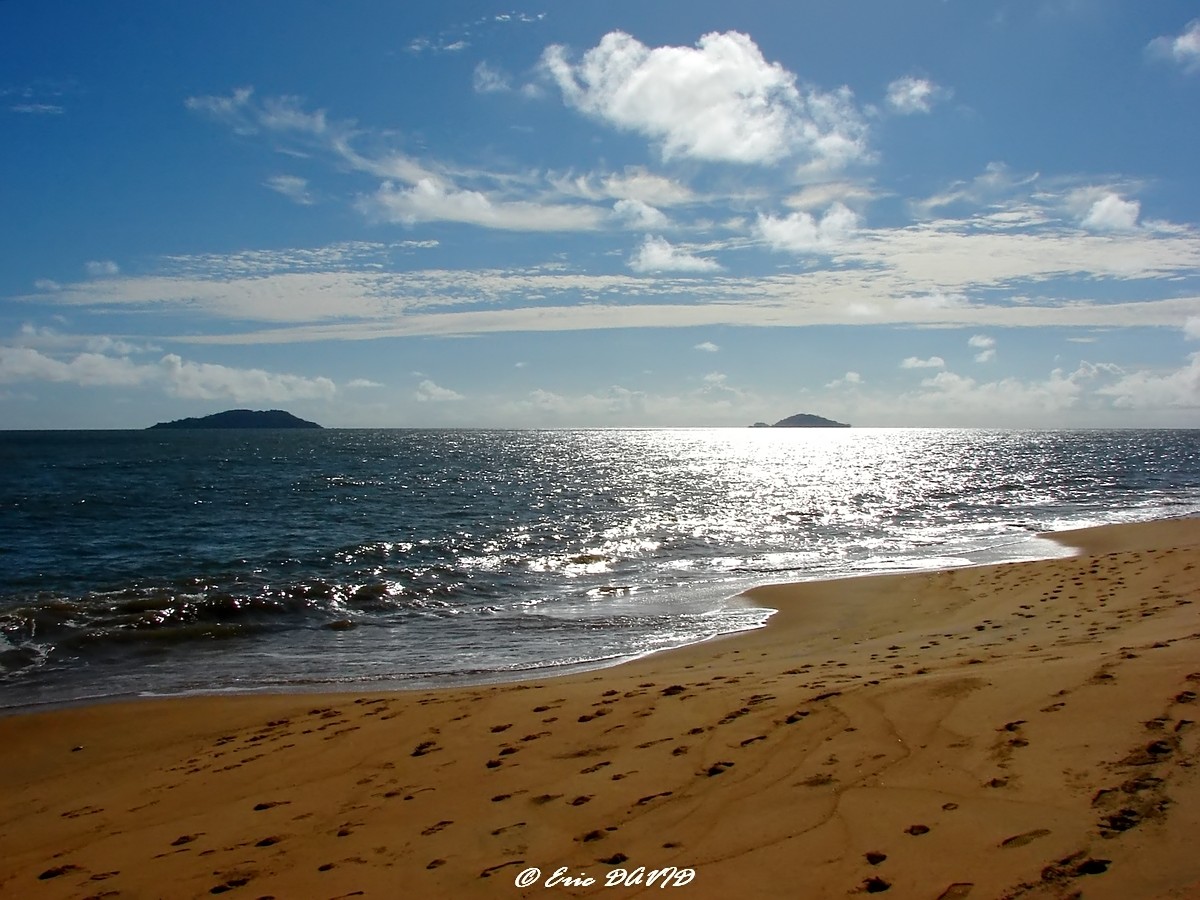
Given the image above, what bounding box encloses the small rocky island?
[148,409,323,430]
[751,413,850,428]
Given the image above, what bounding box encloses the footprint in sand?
[1000,828,1051,848]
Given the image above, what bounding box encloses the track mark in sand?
[530,793,562,805]
[580,761,611,774]
[480,860,525,879]
[252,800,290,811]
[864,851,887,865]
[935,885,974,899]
[636,791,673,806]
[171,833,204,846]
[905,824,930,836]
[1000,828,1051,848]
[490,821,526,836]
[862,876,891,893]
[704,761,735,777]
[209,874,253,894]
[636,737,672,749]
[60,805,103,819]
[38,864,81,880]
[569,795,593,806]
[420,820,454,836]
[411,740,440,757]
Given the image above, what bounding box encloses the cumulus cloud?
[1080,192,1140,231]
[85,260,120,277]
[694,341,719,352]
[265,174,315,205]
[900,356,945,369]
[613,198,669,229]
[757,202,858,253]
[1185,317,1200,340]
[414,378,464,402]
[969,334,996,362]
[1148,19,1200,74]
[885,76,947,114]
[0,343,335,402]
[541,30,867,169]
[628,235,721,273]
[159,354,336,401]
[1098,353,1200,409]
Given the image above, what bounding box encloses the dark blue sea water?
[2,428,1199,710]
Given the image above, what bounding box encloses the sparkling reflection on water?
[1,427,1198,707]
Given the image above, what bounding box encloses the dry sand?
[2,518,1199,899]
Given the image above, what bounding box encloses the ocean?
[2,427,1199,711]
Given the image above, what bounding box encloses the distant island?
[751,413,851,428]
[148,409,323,430]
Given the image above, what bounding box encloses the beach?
[1,517,1198,899]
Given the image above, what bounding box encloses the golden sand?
[1,518,1199,899]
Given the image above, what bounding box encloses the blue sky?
[3,1,1199,428]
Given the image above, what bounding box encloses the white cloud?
[1148,19,1200,74]
[85,260,119,277]
[757,202,858,253]
[628,235,721,273]
[1080,192,1140,231]
[347,378,383,388]
[474,62,511,94]
[913,162,1038,218]
[900,356,945,369]
[613,198,669,229]
[362,177,605,232]
[1097,353,1200,408]
[603,169,693,206]
[1185,317,1200,340]
[34,279,61,291]
[969,334,996,362]
[158,354,336,401]
[11,103,65,115]
[414,378,464,402]
[0,346,145,387]
[694,341,719,352]
[541,31,868,169]
[826,371,863,389]
[885,76,947,114]
[784,181,876,211]
[0,343,335,402]
[265,174,315,205]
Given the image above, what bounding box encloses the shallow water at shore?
[2,427,1198,708]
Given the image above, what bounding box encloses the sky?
[2,1,1200,429]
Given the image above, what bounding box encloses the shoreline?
[2,517,1199,898]
[0,524,1082,718]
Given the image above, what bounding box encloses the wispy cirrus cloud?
[265,174,315,205]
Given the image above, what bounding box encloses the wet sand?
[1,518,1198,899]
